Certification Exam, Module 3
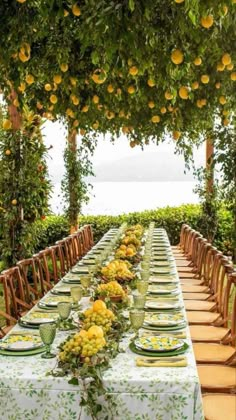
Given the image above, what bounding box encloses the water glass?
[136,280,149,295]
[39,322,56,359]
[58,302,71,321]
[70,286,83,305]
[133,293,146,309]
[129,309,145,338]
[140,270,150,282]
[80,275,91,295]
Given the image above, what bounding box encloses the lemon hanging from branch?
[171,49,184,65]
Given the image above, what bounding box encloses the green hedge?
[0,204,234,270]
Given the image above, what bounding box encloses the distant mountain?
[89,151,194,182]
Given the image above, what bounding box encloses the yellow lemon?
[36,102,43,110]
[222,53,231,65]
[217,62,225,72]
[73,120,79,127]
[222,110,229,116]
[82,105,89,112]
[116,88,122,95]
[194,57,202,66]
[196,99,203,108]
[71,96,80,105]
[215,82,221,89]
[26,74,34,84]
[226,63,234,71]
[91,69,107,84]
[223,118,229,126]
[107,84,114,93]
[92,95,99,104]
[147,79,155,87]
[53,74,62,84]
[127,58,133,66]
[160,107,167,114]
[200,99,207,106]
[44,83,52,91]
[151,115,160,123]
[106,111,115,119]
[219,96,227,105]
[191,81,199,90]
[13,98,19,107]
[127,85,135,94]
[17,0,27,2]
[5,149,11,156]
[12,199,17,205]
[87,325,104,339]
[18,81,26,93]
[165,91,173,100]
[70,77,77,86]
[64,9,69,16]
[201,74,210,84]
[179,86,189,99]
[148,101,155,109]
[129,66,138,76]
[18,51,29,62]
[72,4,81,16]
[201,15,214,29]
[93,300,107,312]
[2,119,12,130]
[92,121,99,129]
[173,131,181,140]
[50,94,57,104]
[60,63,69,72]
[171,49,184,65]
[174,0,184,3]
[168,105,174,112]
[230,72,236,81]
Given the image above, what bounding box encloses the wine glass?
[39,322,56,359]
[70,286,83,306]
[129,309,145,338]
[136,280,149,295]
[132,292,146,309]
[80,275,91,296]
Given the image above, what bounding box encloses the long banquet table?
[0,228,204,420]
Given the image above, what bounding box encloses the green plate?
[129,341,189,357]
[142,323,186,331]
[0,346,46,357]
[18,319,40,329]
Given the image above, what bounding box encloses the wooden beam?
[206,137,214,194]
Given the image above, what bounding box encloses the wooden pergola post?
[206,137,214,194]
[68,129,79,233]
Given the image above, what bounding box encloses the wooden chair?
[202,394,236,420]
[50,244,67,278]
[55,239,71,273]
[17,257,43,302]
[193,273,236,364]
[171,224,188,253]
[33,247,59,294]
[80,225,94,254]
[189,272,236,342]
[69,232,84,262]
[185,258,233,315]
[0,267,32,320]
[197,364,236,393]
[175,228,202,266]
[0,275,17,337]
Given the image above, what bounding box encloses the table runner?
[0,228,204,420]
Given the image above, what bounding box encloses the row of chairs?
[173,224,236,420]
[0,225,94,337]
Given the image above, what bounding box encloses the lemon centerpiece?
[100,259,134,283]
[82,300,116,333]
[95,281,126,302]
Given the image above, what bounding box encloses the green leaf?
[68,377,79,385]
[128,0,135,12]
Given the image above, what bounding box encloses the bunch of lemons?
[96,281,126,300]
[82,300,116,334]
[59,325,106,364]
[101,259,134,281]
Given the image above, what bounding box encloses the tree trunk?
[206,137,214,194]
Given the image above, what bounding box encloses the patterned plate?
[0,334,43,351]
[149,276,178,284]
[144,312,185,326]
[71,266,89,274]
[151,267,175,275]
[148,285,179,295]
[21,311,59,325]
[51,286,71,295]
[39,295,73,308]
[145,300,182,310]
[134,335,185,352]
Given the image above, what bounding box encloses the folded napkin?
[136,356,188,367]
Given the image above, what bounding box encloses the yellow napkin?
[136,356,188,367]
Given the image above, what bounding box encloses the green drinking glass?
[70,286,83,305]
[39,322,56,359]
[141,261,150,271]
[140,270,150,282]
[129,309,145,338]
[133,293,146,309]
[80,275,91,295]
[136,280,149,295]
[58,301,71,321]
